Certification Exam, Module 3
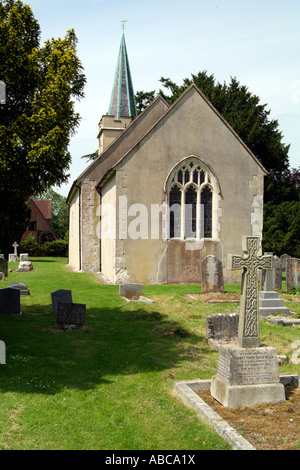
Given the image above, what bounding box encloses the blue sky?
[23,0,300,196]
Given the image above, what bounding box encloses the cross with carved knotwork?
[228,236,273,348]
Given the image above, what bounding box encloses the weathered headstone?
[56,302,86,329]
[0,273,5,282]
[51,289,73,315]
[119,284,143,300]
[286,258,300,293]
[260,253,282,291]
[206,313,239,350]
[0,256,8,277]
[280,254,291,272]
[210,236,285,408]
[0,287,21,315]
[8,282,30,296]
[200,256,224,294]
[19,253,29,262]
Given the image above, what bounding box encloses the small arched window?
[167,157,217,240]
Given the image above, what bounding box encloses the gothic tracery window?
[168,158,215,240]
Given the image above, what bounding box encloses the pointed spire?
[108,32,137,120]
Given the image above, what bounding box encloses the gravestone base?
[259,291,291,316]
[210,344,286,408]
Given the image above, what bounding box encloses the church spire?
[108,31,137,120]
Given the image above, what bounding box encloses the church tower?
[98,32,137,155]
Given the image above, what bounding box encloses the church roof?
[108,33,137,120]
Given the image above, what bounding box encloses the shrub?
[18,234,39,256]
[39,239,68,257]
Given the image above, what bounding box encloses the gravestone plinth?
[210,345,285,408]
[210,236,286,408]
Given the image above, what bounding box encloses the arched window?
[167,157,217,240]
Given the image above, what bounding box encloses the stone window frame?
[165,156,220,241]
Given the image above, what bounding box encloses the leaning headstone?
[206,313,239,350]
[55,302,86,330]
[200,255,224,294]
[210,236,285,408]
[286,258,300,293]
[8,282,30,296]
[51,289,73,315]
[0,287,21,315]
[119,284,143,300]
[0,256,8,277]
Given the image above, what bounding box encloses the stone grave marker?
[210,236,285,408]
[0,287,21,315]
[200,255,224,294]
[8,282,30,296]
[51,289,73,315]
[20,253,29,262]
[0,340,5,364]
[9,242,19,262]
[206,313,239,350]
[0,255,8,277]
[280,254,291,272]
[56,302,86,330]
[0,273,5,282]
[286,258,300,293]
[259,253,290,316]
[119,284,143,300]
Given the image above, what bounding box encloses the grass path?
[0,258,299,450]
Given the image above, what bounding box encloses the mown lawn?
[0,258,299,450]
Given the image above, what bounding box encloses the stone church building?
[67,33,267,284]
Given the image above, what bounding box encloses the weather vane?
[121,19,128,32]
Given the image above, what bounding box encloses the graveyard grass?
[0,258,299,450]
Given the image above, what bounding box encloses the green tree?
[0,0,86,255]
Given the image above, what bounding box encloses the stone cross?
[228,236,273,348]
[12,242,18,255]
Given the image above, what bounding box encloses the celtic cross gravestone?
[228,236,273,348]
[210,236,285,407]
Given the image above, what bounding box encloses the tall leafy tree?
[0,0,86,255]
